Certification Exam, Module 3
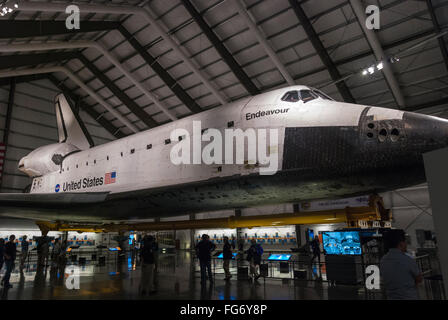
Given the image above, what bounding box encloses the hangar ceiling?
[0,0,448,193]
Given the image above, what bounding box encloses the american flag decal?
[0,143,5,182]
[105,171,117,185]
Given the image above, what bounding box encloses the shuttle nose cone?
[403,112,448,152]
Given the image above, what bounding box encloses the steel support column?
[234,209,243,269]
[189,213,196,250]
[2,78,15,147]
[0,78,15,189]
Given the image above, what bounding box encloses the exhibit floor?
[0,251,437,300]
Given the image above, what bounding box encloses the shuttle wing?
[0,192,109,208]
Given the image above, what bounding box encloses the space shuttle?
[1,85,447,223]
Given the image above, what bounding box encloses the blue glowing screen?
[322,231,361,255]
[267,254,291,261]
[217,253,237,259]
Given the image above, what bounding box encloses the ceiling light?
[389,56,400,64]
[362,70,368,76]
[368,66,375,74]
[377,62,383,70]
[0,0,18,17]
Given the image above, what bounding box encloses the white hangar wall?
[0,79,115,193]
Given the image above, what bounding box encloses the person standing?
[58,240,68,274]
[195,234,216,285]
[310,235,321,264]
[2,235,17,289]
[140,235,156,295]
[152,237,159,274]
[380,230,422,300]
[51,239,61,267]
[246,239,263,281]
[20,235,29,270]
[36,236,49,267]
[222,237,233,280]
[0,239,5,272]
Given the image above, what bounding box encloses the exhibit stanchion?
[361,254,366,286]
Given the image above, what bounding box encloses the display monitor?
[267,254,292,261]
[322,231,361,255]
[108,247,122,252]
[217,252,237,259]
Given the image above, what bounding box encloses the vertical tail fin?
[55,93,94,150]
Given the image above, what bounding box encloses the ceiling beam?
[292,28,436,83]
[0,50,159,129]
[17,0,228,105]
[76,53,159,129]
[0,66,139,133]
[0,74,49,87]
[0,51,78,70]
[405,97,448,112]
[426,0,448,74]
[334,29,436,68]
[118,25,203,115]
[234,0,295,86]
[48,75,127,139]
[349,0,406,108]
[0,41,176,123]
[181,0,260,96]
[289,0,355,103]
[0,20,120,39]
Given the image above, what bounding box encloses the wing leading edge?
[0,192,109,208]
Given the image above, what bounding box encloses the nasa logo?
[55,184,60,193]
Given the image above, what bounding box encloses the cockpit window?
[281,91,300,102]
[282,89,334,103]
[300,90,319,103]
[312,89,333,101]
[300,89,334,103]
